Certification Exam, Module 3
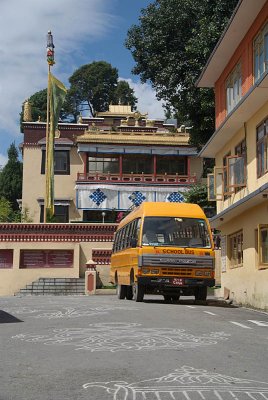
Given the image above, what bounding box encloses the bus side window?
[135,218,141,243]
[125,222,132,248]
[117,229,123,251]
[126,221,133,247]
[112,232,117,253]
[120,227,126,251]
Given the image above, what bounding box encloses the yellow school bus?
[110,202,215,302]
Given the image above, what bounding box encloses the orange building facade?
[215,1,268,128]
[198,0,268,310]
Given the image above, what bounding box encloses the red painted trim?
[0,223,117,243]
[119,155,123,179]
[187,157,191,176]
[76,172,196,185]
[92,249,112,265]
[83,153,87,174]
[153,155,157,177]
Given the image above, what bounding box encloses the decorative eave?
[76,133,190,146]
[37,198,72,206]
[197,0,266,87]
[23,122,88,131]
[0,223,117,242]
[37,137,74,147]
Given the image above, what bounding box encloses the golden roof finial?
[78,113,83,124]
[23,99,32,122]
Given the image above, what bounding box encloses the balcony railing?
[77,172,197,185]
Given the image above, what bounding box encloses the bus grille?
[161,267,193,276]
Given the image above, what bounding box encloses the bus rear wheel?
[126,285,133,300]
[194,286,207,301]
[133,283,145,302]
[117,284,127,299]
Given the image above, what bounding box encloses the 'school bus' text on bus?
[110,202,215,302]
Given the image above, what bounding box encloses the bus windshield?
[142,217,212,248]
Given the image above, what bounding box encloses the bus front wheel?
[117,284,127,299]
[133,283,145,302]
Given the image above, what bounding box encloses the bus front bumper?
[138,276,215,288]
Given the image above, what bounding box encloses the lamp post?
[102,211,106,224]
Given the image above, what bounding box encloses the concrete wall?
[22,146,83,222]
[0,240,113,296]
[217,202,268,311]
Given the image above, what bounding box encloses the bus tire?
[133,283,144,302]
[194,286,207,301]
[126,285,133,300]
[117,284,127,299]
[172,295,180,303]
[163,295,172,303]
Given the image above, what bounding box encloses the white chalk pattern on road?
[83,365,268,399]
[12,322,230,352]
[4,304,139,319]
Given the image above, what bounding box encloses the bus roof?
[118,202,207,228]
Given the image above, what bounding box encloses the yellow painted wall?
[217,202,268,310]
[0,241,113,296]
[215,100,268,214]
[22,146,83,222]
[213,101,268,310]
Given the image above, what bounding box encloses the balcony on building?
[76,112,197,185]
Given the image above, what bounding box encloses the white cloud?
[0,154,8,168]
[0,0,116,137]
[122,78,166,119]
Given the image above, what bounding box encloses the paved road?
[0,294,268,400]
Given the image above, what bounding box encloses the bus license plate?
[172,278,184,286]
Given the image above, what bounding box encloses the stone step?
[16,278,85,296]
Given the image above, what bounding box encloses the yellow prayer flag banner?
[45,73,67,218]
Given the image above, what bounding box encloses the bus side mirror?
[130,238,137,248]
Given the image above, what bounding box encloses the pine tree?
[0,143,22,210]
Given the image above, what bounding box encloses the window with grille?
[226,63,242,114]
[228,230,243,268]
[256,118,268,178]
[88,155,119,174]
[41,150,70,175]
[253,21,268,82]
[258,225,268,268]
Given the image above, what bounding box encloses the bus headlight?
[195,270,211,277]
[151,269,159,275]
[142,268,151,274]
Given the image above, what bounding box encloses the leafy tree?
[0,197,13,222]
[67,61,118,118]
[21,61,138,123]
[0,197,32,222]
[113,80,137,110]
[126,0,238,147]
[183,184,215,216]
[0,143,22,210]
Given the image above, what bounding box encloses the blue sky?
[0,0,165,167]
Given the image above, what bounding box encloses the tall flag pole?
[44,31,67,223]
[44,30,55,223]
